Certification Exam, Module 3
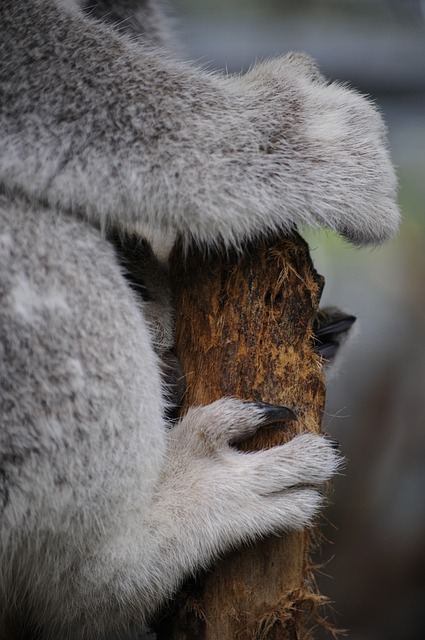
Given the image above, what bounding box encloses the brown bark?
[156,232,327,639]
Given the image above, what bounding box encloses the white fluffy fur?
[0,1,398,638]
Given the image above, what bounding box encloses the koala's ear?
[313,307,356,365]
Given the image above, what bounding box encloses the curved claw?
[251,402,297,425]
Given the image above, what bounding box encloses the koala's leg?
[45,400,340,637]
[1,2,399,249]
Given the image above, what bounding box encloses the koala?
[0,1,399,638]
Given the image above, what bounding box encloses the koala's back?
[0,194,166,634]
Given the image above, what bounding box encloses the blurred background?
[170,1,425,638]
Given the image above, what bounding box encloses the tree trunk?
[156,232,327,640]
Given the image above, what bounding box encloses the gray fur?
[0,1,398,638]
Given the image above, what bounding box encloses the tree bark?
[156,232,327,640]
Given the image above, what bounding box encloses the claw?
[313,307,356,363]
[252,402,297,425]
[328,438,341,452]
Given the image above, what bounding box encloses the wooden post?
[155,233,327,639]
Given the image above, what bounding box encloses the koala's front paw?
[166,399,341,544]
[243,53,400,246]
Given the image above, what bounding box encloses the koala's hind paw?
[154,398,343,562]
[171,398,342,490]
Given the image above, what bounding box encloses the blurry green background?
[171,2,425,639]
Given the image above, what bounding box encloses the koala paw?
[163,398,342,545]
[241,53,400,246]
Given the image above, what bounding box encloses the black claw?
[313,308,356,362]
[329,438,341,452]
[253,402,297,425]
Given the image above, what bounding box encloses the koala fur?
[0,1,399,638]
